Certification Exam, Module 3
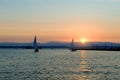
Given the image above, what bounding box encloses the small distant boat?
[70,38,77,52]
[33,36,39,52]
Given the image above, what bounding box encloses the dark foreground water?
[0,49,120,80]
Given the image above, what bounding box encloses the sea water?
[0,49,120,80]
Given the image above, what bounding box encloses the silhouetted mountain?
[0,42,120,50]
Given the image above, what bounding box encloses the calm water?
[0,49,120,80]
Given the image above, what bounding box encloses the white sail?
[71,38,74,49]
[71,38,76,52]
[33,36,39,52]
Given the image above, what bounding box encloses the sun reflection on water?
[78,50,91,80]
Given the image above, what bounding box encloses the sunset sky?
[0,0,120,42]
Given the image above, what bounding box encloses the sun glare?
[80,38,88,43]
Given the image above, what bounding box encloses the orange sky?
[0,20,120,42]
[0,0,120,42]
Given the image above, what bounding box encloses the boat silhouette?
[70,38,77,52]
[33,36,39,52]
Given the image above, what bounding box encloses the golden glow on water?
[80,50,91,72]
[78,50,91,80]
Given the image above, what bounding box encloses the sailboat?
[70,38,77,52]
[33,36,39,52]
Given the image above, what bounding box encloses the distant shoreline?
[0,42,120,51]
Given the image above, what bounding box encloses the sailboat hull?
[34,48,39,52]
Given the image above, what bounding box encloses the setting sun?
[80,38,88,43]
